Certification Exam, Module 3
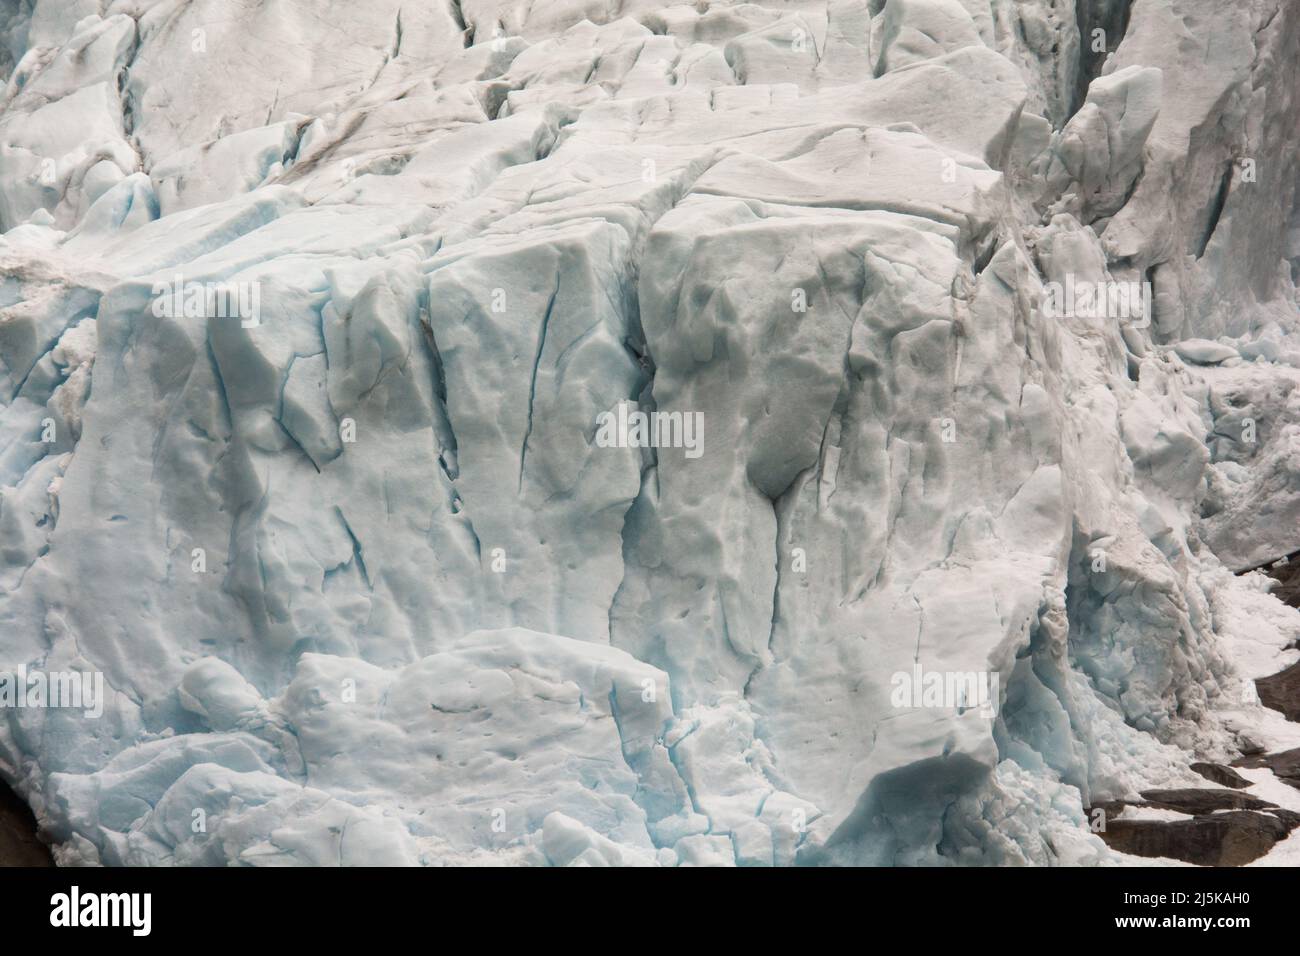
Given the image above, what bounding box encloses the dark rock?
[1137,788,1276,814]
[1261,557,1300,609]
[1099,810,1297,867]
[1266,808,1300,829]
[1087,799,1129,821]
[1234,748,1300,791]
[0,779,53,867]
[1190,762,1253,789]
[1256,659,1300,722]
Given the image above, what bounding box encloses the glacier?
[0,0,1297,867]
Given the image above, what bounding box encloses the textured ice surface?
[0,0,1297,866]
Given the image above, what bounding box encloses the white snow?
[0,0,1297,867]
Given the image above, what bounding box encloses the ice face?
[0,0,1297,867]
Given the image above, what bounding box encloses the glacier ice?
[0,0,1297,867]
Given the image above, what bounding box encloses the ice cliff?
[0,0,1298,867]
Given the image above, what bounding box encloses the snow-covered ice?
[0,0,1297,867]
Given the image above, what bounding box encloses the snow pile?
[0,0,1297,866]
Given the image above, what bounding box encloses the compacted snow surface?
[0,0,1297,867]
